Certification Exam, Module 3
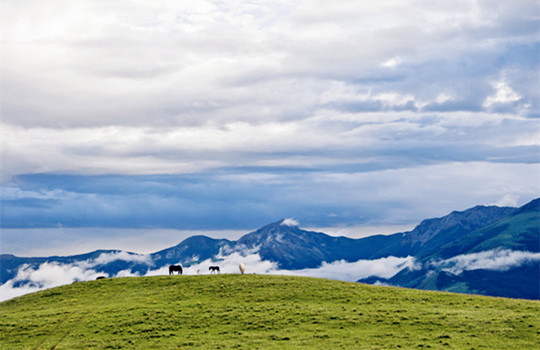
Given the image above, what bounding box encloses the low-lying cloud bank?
[0,252,151,301]
[430,249,540,275]
[0,262,103,302]
[0,251,414,301]
[2,249,538,301]
[273,256,419,281]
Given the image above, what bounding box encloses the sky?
[1,0,539,256]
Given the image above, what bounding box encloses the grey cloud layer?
[2,112,538,177]
[1,1,538,233]
[2,164,538,231]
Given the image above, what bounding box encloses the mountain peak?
[246,219,304,237]
[257,218,300,229]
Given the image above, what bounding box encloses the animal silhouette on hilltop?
[169,265,183,275]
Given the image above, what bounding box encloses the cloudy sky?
[1,0,539,255]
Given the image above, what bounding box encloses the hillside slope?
[370,200,540,299]
[1,275,539,349]
[370,204,516,259]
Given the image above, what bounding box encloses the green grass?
[1,275,538,349]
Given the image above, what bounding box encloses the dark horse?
[209,266,220,274]
[169,265,183,275]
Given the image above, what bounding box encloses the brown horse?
[169,265,183,275]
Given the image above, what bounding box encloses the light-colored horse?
[239,263,245,275]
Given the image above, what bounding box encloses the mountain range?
[1,198,538,300]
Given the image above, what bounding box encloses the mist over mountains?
[1,198,538,301]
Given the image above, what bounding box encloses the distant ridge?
[1,198,539,299]
[361,198,540,299]
[371,204,517,259]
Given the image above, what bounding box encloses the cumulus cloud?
[483,79,523,109]
[431,249,540,275]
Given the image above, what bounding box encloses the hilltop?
[1,275,539,349]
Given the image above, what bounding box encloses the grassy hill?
[1,275,538,349]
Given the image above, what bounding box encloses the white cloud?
[0,250,418,301]
[435,93,454,104]
[492,194,520,207]
[0,262,103,301]
[431,249,540,275]
[274,256,419,282]
[175,252,418,281]
[381,56,402,68]
[483,79,522,109]
[15,263,103,286]
[145,265,171,277]
[0,251,156,301]
[4,248,537,302]
[281,218,299,227]
[91,251,152,266]
[3,107,535,178]
[186,252,278,275]
[115,269,141,278]
[2,1,536,134]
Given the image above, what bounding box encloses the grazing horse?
[209,266,220,274]
[169,264,183,275]
[239,263,245,275]
[96,276,107,280]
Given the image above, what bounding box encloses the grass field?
[1,274,539,349]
